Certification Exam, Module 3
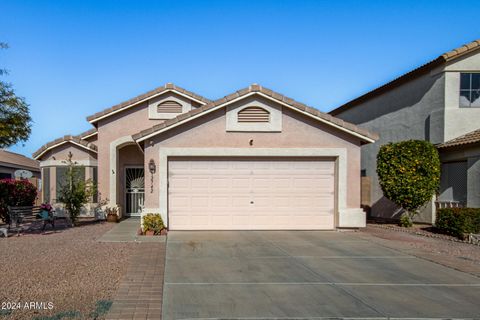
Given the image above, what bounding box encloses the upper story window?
[237,106,270,123]
[157,100,183,113]
[460,73,480,107]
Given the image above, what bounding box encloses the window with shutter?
[237,106,270,123]
[157,100,183,113]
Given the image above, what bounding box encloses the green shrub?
[142,213,164,234]
[436,208,480,239]
[399,215,413,227]
[0,178,37,223]
[376,140,440,225]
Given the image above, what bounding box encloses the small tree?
[376,140,440,226]
[57,152,96,225]
[0,42,32,148]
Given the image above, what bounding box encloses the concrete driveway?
[162,231,480,319]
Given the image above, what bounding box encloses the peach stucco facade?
[33,83,376,229]
[142,100,362,210]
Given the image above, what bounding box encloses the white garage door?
[168,158,335,230]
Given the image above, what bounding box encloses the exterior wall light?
[148,159,156,174]
[148,159,156,194]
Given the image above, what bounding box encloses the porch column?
[109,136,135,209]
[467,156,480,208]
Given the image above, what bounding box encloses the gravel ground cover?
[0,222,137,320]
[358,224,480,277]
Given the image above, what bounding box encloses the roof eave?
[33,140,97,160]
[134,90,378,144]
[87,88,210,124]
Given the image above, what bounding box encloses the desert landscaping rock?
[0,222,137,319]
[358,225,480,277]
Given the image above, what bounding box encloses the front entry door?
[125,167,145,216]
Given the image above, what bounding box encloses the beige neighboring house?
[33,83,378,230]
[330,39,480,223]
[0,149,40,180]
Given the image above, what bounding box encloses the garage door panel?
[168,159,335,230]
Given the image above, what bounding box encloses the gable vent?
[157,100,183,113]
[238,106,270,123]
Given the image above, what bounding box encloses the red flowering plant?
[0,179,37,223]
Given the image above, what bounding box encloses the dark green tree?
[376,140,441,227]
[0,42,32,148]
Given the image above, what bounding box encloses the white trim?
[80,131,97,140]
[88,89,208,124]
[158,147,348,228]
[33,140,97,160]
[136,92,375,143]
[337,208,366,228]
[40,159,98,167]
[109,136,136,207]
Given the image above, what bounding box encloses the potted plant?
[142,213,164,235]
[105,206,119,223]
[40,203,53,214]
[39,203,53,220]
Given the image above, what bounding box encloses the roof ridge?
[330,38,480,116]
[86,82,212,123]
[76,128,98,139]
[32,134,98,159]
[132,84,379,142]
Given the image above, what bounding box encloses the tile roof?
[86,83,212,123]
[32,135,98,160]
[77,128,97,139]
[330,39,480,116]
[132,84,379,143]
[437,128,480,149]
[0,149,40,171]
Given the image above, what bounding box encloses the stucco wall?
[40,143,97,162]
[333,69,446,222]
[96,100,162,204]
[95,92,200,208]
[444,52,480,141]
[143,96,363,213]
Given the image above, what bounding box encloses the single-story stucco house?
[33,84,378,230]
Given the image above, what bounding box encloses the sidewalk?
[98,217,166,243]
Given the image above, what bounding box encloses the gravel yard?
[358,224,480,276]
[0,222,137,320]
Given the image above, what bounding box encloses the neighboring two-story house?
[33,84,378,230]
[330,39,480,223]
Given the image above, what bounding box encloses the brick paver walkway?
[106,242,166,319]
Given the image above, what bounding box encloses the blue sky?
[1,0,478,156]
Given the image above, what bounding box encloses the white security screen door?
[125,167,145,216]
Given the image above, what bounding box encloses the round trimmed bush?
[376,140,440,222]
